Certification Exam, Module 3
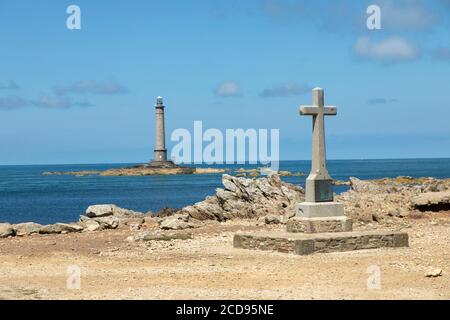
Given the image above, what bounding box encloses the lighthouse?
[149,96,175,167]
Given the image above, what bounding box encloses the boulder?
[85,204,144,218]
[425,268,443,278]
[39,223,83,234]
[143,216,160,228]
[79,215,120,231]
[264,214,283,225]
[94,216,120,230]
[179,174,304,222]
[160,214,192,230]
[82,219,102,232]
[13,222,42,236]
[86,204,115,218]
[0,223,15,238]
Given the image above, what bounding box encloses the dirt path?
[0,216,449,300]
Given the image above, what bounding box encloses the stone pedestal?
[286,216,353,234]
[234,230,409,256]
[296,202,345,218]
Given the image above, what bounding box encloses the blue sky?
[0,0,449,165]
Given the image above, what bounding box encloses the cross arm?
[300,105,318,115]
[324,106,337,115]
[299,105,338,116]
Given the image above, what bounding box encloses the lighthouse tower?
[149,96,175,167]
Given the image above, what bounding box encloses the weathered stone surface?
[13,222,42,236]
[39,223,84,234]
[411,191,450,211]
[0,223,15,238]
[85,204,144,219]
[160,214,193,230]
[286,217,353,234]
[425,268,443,278]
[82,219,101,232]
[179,174,304,221]
[337,177,450,222]
[86,204,115,218]
[234,230,409,255]
[141,231,193,242]
[143,216,160,228]
[93,216,120,230]
[296,202,345,218]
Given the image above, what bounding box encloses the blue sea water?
[0,159,449,225]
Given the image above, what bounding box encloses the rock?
[141,231,193,241]
[0,223,15,238]
[411,191,450,211]
[154,207,179,218]
[13,222,42,236]
[337,177,450,223]
[264,214,282,225]
[85,204,144,219]
[179,174,304,222]
[86,204,115,218]
[143,216,159,228]
[425,268,443,278]
[82,219,102,231]
[93,216,120,230]
[160,215,192,230]
[39,223,84,234]
[113,207,144,219]
[349,177,385,193]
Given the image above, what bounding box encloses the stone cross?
[300,87,337,203]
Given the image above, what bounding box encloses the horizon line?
[1,157,450,167]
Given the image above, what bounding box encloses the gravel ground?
[0,214,448,300]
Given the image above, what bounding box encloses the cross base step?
[286,216,353,233]
[233,230,409,255]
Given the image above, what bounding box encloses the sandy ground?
[0,214,449,300]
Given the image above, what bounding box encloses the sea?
[1,158,450,225]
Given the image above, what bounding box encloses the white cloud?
[354,36,420,63]
[215,81,242,97]
[260,82,311,98]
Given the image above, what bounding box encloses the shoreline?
[0,174,449,299]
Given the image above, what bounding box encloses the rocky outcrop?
[337,177,450,222]
[85,204,143,219]
[176,174,304,223]
[13,222,42,236]
[39,223,84,234]
[159,214,197,230]
[0,223,15,238]
[411,191,450,212]
[79,215,120,231]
